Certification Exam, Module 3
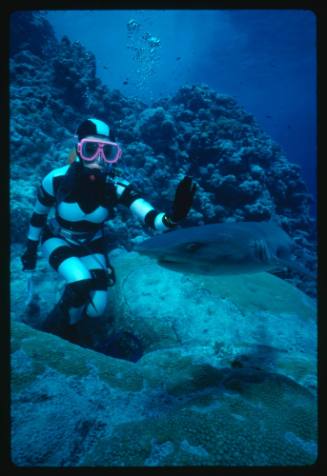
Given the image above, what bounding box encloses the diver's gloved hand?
[21,239,38,271]
[169,176,196,223]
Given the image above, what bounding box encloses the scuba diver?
[21,118,196,342]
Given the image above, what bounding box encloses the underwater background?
[9,9,318,468]
[46,9,317,214]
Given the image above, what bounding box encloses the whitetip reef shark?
[134,221,312,276]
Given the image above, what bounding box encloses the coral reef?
[11,314,317,466]
[12,246,318,466]
[11,250,317,391]
[9,13,316,295]
[9,13,318,467]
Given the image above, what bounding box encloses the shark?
[134,221,311,276]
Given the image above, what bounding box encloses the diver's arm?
[27,186,55,241]
[114,178,176,231]
[21,172,56,270]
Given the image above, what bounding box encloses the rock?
[11,318,317,466]
[12,249,317,392]
[11,251,317,466]
[11,252,317,467]
[108,252,317,390]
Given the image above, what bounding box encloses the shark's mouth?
[158,257,190,268]
[158,257,183,266]
[158,257,216,274]
[159,257,179,264]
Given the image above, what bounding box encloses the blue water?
[45,9,316,213]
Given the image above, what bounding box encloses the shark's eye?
[185,242,204,253]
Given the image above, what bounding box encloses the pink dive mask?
[77,137,122,163]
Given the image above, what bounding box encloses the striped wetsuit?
[26,161,174,323]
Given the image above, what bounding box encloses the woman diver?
[21,118,196,341]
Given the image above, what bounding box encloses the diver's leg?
[80,253,109,318]
[79,235,117,318]
[75,251,112,349]
[41,236,93,337]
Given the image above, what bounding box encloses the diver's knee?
[61,278,94,308]
[90,269,109,289]
[85,269,109,318]
[85,306,105,319]
[85,290,108,318]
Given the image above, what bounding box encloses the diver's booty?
[41,302,71,338]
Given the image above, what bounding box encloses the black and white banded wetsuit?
[26,161,174,324]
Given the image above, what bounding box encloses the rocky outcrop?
[11,249,317,466]
[11,319,317,467]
